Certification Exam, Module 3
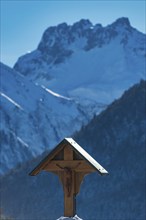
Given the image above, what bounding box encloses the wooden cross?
[29,138,108,217]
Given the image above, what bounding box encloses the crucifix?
[29,138,108,217]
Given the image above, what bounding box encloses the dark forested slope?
[75,80,146,219]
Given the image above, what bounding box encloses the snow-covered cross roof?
[29,138,108,176]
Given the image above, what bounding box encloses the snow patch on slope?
[41,85,72,100]
[0,92,23,110]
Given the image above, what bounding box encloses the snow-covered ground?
[57,215,83,220]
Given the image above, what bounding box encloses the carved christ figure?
[64,167,73,197]
[56,164,73,197]
[57,162,81,197]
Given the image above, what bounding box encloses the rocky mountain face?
[13,18,145,105]
[0,80,145,220]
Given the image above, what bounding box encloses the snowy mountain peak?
[112,17,131,28]
[13,17,145,105]
[37,19,93,54]
[34,17,135,58]
[72,19,92,30]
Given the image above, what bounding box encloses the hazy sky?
[1,0,146,67]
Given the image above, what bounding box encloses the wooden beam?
[43,160,96,172]
[29,143,67,175]
[64,145,73,160]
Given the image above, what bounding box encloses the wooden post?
[64,170,76,217]
[63,146,76,217]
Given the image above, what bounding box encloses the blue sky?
[1,0,146,67]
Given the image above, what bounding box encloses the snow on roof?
[29,138,108,176]
[65,138,108,175]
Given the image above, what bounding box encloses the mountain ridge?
[13,17,145,105]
